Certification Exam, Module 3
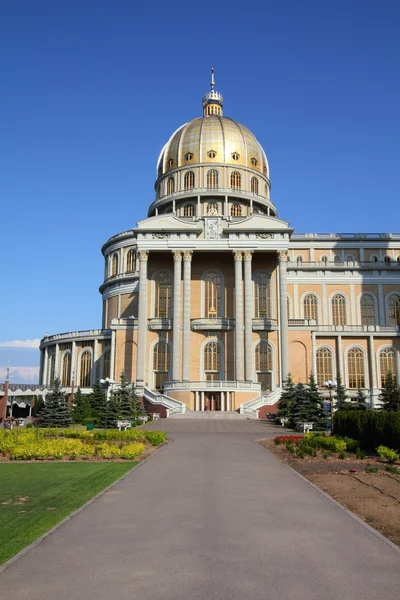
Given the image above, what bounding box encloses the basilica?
[36,74,400,418]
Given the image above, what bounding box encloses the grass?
[0,462,136,565]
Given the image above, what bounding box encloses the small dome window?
[231,152,240,161]
[185,152,193,162]
[384,256,391,263]
[263,166,268,175]
[207,150,217,159]
[207,203,218,215]
[231,204,242,217]
[167,159,174,168]
[251,157,258,167]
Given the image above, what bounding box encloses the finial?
[210,66,215,89]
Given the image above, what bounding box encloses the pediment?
[226,214,292,232]
[136,214,202,231]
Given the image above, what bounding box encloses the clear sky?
[1,0,400,383]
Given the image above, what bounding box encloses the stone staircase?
[169,410,253,420]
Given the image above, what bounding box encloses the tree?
[334,372,349,412]
[289,382,310,423]
[290,376,325,427]
[39,378,72,428]
[118,372,139,420]
[278,373,296,418]
[89,382,107,426]
[72,388,92,424]
[351,387,369,411]
[379,372,400,411]
[306,373,326,427]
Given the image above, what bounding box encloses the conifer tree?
[72,388,92,423]
[278,373,296,418]
[379,372,400,411]
[39,378,72,428]
[118,372,138,420]
[290,377,325,426]
[334,372,349,412]
[351,387,369,411]
[289,382,310,423]
[306,373,326,427]
[89,382,107,425]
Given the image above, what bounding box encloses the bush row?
[0,438,146,460]
[333,410,400,451]
[3,428,166,446]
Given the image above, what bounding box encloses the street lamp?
[323,380,337,434]
[100,377,114,429]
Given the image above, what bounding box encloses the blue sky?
[1,0,400,382]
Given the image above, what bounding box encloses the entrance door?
[205,393,220,411]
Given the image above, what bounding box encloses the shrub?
[274,438,282,445]
[97,443,121,459]
[355,448,365,460]
[377,445,399,464]
[120,443,145,459]
[385,464,400,474]
[144,431,166,446]
[365,465,378,473]
[322,451,329,459]
[25,423,33,429]
[334,410,400,451]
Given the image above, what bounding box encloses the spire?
[202,67,223,116]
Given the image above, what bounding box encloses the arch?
[253,271,271,318]
[152,339,171,390]
[206,169,219,189]
[303,293,319,324]
[184,171,195,190]
[203,340,222,381]
[384,255,391,264]
[289,340,308,382]
[370,255,379,264]
[154,271,172,318]
[346,346,366,389]
[320,255,329,265]
[79,350,92,387]
[334,255,342,264]
[230,171,241,190]
[378,347,397,387]
[126,249,135,272]
[331,293,347,326]
[102,348,111,379]
[231,204,242,217]
[296,255,304,265]
[61,351,71,387]
[387,293,400,326]
[251,176,259,194]
[111,253,119,276]
[183,203,194,217]
[203,271,223,318]
[359,293,376,326]
[167,176,175,195]
[316,347,333,387]
[345,254,355,265]
[206,202,219,215]
[254,340,273,391]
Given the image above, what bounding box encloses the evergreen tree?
[118,372,139,420]
[334,372,349,412]
[290,377,325,426]
[289,382,310,422]
[379,372,400,411]
[351,387,369,411]
[278,373,296,417]
[89,382,107,426]
[39,378,72,428]
[306,373,326,427]
[72,388,92,423]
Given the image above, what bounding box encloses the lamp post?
[323,380,337,434]
[100,377,114,429]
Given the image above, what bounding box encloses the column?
[278,251,289,382]
[201,391,205,411]
[337,335,344,379]
[55,343,60,379]
[110,330,116,381]
[226,390,230,411]
[195,390,199,411]
[244,251,254,381]
[71,341,77,386]
[182,251,193,381]
[136,250,149,386]
[311,331,317,377]
[220,391,225,412]
[378,284,385,325]
[43,347,49,386]
[233,251,244,381]
[172,251,182,381]
[368,335,377,401]
[93,339,99,381]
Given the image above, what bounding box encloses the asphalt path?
[1,419,399,599]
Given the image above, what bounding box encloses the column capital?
[233,250,243,262]
[183,250,193,262]
[138,250,149,262]
[172,250,183,262]
[277,250,288,261]
[243,250,254,262]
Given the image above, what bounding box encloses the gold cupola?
[202,67,224,116]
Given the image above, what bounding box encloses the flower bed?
[0,428,165,461]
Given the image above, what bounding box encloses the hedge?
[333,410,400,451]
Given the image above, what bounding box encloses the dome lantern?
[202,67,223,116]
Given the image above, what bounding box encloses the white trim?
[200,336,225,381]
[77,347,94,388]
[287,293,293,319]
[315,344,337,383]
[60,350,72,386]
[385,291,400,326]
[200,268,225,318]
[344,344,369,390]
[376,344,399,389]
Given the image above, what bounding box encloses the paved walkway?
[1,420,399,599]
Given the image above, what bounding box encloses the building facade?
[38,77,400,417]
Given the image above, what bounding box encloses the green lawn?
[0,462,136,565]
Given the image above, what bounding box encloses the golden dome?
[157,115,269,177]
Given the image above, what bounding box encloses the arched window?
[371,255,379,264]
[230,171,241,190]
[111,253,119,276]
[388,295,400,326]
[360,294,375,326]
[126,249,135,272]
[379,348,396,387]
[61,352,71,387]
[103,349,111,379]
[183,204,194,217]
[251,177,259,194]
[255,341,272,391]
[79,351,92,387]
[204,341,221,381]
[316,347,333,388]
[321,256,328,265]
[254,273,271,318]
[296,256,303,265]
[384,255,391,264]
[348,347,365,389]
[206,202,218,215]
[155,272,172,318]
[231,204,242,217]
[304,294,318,323]
[153,341,170,389]
[334,255,342,264]
[332,294,347,325]
[346,254,355,265]
[167,177,175,194]
[184,171,195,190]
[206,169,218,189]
[204,272,221,318]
